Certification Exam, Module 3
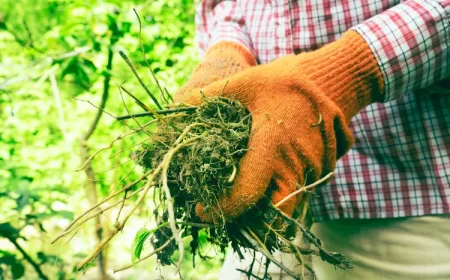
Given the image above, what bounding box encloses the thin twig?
[75,124,211,270]
[118,51,162,110]
[76,171,158,270]
[160,87,170,105]
[239,229,300,280]
[74,98,119,125]
[120,85,153,112]
[118,81,153,137]
[76,112,184,172]
[274,172,333,208]
[118,144,149,184]
[116,106,196,121]
[160,132,208,266]
[109,138,150,159]
[164,87,174,102]
[64,229,80,246]
[114,236,176,273]
[116,190,128,224]
[270,205,353,270]
[291,244,316,279]
[133,8,166,103]
[264,221,317,277]
[53,188,144,242]
[97,158,136,174]
[76,119,157,171]
[51,171,151,244]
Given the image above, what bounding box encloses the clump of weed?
[139,97,251,212]
[53,52,352,278]
[129,97,352,278]
[54,96,352,279]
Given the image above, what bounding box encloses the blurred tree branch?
[7,236,48,280]
[79,20,117,280]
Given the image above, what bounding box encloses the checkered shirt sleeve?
[195,1,255,58]
[194,0,450,222]
[352,0,450,101]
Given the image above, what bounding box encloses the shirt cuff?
[195,1,255,58]
[351,0,450,102]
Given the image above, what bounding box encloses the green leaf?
[37,252,62,264]
[55,210,74,220]
[131,228,151,264]
[59,57,78,80]
[0,250,17,265]
[0,223,19,239]
[72,253,87,259]
[37,251,46,262]
[81,58,97,72]
[11,262,25,279]
[121,21,131,34]
[76,65,90,88]
[0,251,24,279]
[35,210,73,221]
[16,193,30,211]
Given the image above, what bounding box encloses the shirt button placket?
[276,22,285,38]
[273,1,292,57]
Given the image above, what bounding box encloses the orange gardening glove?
[175,31,384,223]
[176,41,257,97]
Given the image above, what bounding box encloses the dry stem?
[76,119,158,171]
[120,85,153,112]
[57,93,341,276]
[51,170,153,244]
[116,107,196,121]
[76,172,158,270]
[159,123,211,266]
[118,50,162,110]
[239,228,300,280]
[53,188,144,242]
[114,222,213,272]
[114,236,176,273]
[274,172,333,208]
[62,122,212,270]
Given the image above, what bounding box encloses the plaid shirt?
[195,0,450,222]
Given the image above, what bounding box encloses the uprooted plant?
[53,95,351,278]
[52,15,352,278]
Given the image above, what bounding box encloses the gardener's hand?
[176,31,384,223]
[176,41,256,98]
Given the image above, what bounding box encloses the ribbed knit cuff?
[205,41,258,68]
[300,31,384,121]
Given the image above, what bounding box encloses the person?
[175,1,450,279]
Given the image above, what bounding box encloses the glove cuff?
[175,42,257,98]
[205,41,258,67]
[300,31,384,122]
[204,41,258,68]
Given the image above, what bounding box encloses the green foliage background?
[0,0,223,279]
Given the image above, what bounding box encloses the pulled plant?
[52,50,352,279]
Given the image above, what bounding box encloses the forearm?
[351,0,450,101]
